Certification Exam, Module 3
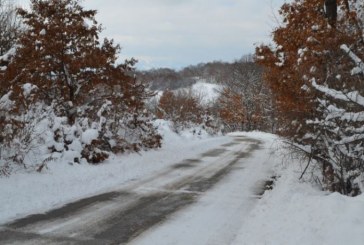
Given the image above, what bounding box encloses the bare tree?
[0,0,21,56]
[217,61,274,132]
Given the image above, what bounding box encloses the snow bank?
[81,128,99,145]
[155,119,218,140]
[233,150,364,245]
[2,129,363,245]
[0,121,231,225]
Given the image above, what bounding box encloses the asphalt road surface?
[0,136,270,244]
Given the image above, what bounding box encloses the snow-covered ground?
[130,131,279,245]
[130,132,364,245]
[190,81,221,105]
[154,81,222,106]
[232,141,364,245]
[0,120,230,225]
[1,128,364,245]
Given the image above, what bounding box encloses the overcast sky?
[16,0,286,70]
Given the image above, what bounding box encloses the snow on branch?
[311,79,364,107]
[0,91,15,110]
[326,104,364,122]
[335,133,364,145]
[340,44,364,75]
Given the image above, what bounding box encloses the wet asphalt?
[0,136,262,245]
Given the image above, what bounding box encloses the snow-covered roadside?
[2,128,364,245]
[130,131,280,245]
[232,138,364,245]
[0,120,231,225]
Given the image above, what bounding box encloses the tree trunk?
[325,0,337,26]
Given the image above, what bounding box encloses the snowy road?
[0,135,276,244]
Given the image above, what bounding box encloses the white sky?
[16,0,286,70]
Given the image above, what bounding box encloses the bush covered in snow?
[0,0,161,175]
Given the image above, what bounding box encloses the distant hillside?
[136,58,259,91]
[152,81,222,108]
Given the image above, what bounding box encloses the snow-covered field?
[1,127,364,244]
[190,81,221,105]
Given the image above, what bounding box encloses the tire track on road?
[0,136,261,245]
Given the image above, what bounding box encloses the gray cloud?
[16,0,285,69]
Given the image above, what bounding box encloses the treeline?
[137,55,255,90]
[140,59,275,134]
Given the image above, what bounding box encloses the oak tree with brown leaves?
[257,0,364,195]
[157,90,204,132]
[0,0,161,169]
